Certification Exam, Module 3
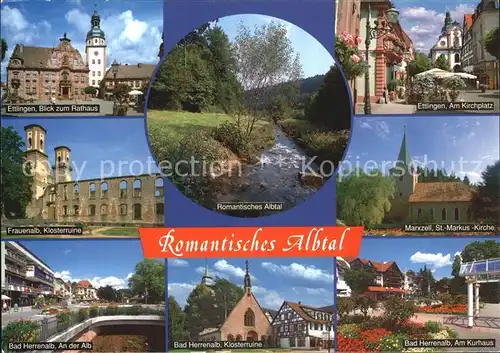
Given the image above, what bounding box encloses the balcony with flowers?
[335,31,368,81]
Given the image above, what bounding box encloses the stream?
[216,125,321,217]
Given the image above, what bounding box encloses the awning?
[2,295,11,300]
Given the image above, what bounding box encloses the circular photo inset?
[147,14,351,217]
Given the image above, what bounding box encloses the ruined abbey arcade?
[23,124,164,226]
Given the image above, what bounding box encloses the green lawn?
[93,227,139,236]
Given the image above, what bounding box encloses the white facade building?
[430,11,463,72]
[85,7,107,90]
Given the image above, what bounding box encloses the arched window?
[417,208,422,219]
[28,137,32,148]
[429,208,434,220]
[120,180,127,198]
[74,184,79,199]
[40,139,44,150]
[454,208,459,221]
[244,308,255,327]
[133,204,142,220]
[101,182,108,198]
[235,335,242,341]
[101,204,108,215]
[227,335,234,341]
[89,205,96,216]
[58,156,61,163]
[441,208,446,221]
[63,185,68,201]
[62,206,68,216]
[120,204,128,216]
[454,53,460,62]
[133,179,142,198]
[155,177,164,197]
[74,205,79,215]
[89,183,96,199]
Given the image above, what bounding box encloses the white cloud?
[168,259,189,267]
[53,270,130,289]
[261,262,333,283]
[409,251,454,269]
[65,8,90,35]
[63,249,72,255]
[252,286,284,310]
[194,260,256,281]
[400,5,475,52]
[168,282,196,307]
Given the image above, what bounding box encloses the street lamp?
[363,6,400,114]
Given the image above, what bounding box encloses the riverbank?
[278,118,350,176]
[147,110,323,216]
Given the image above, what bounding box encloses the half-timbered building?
[271,301,334,349]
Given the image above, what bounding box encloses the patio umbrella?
[415,68,454,77]
[128,90,143,96]
[2,295,11,300]
[453,72,477,79]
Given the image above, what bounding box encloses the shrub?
[126,305,143,315]
[437,292,453,305]
[444,326,458,338]
[425,321,441,334]
[2,320,40,351]
[212,121,245,154]
[339,314,366,325]
[337,298,356,318]
[452,294,467,305]
[104,305,119,315]
[77,308,89,321]
[383,296,416,327]
[407,75,436,104]
[359,316,386,331]
[89,305,99,318]
[56,311,71,324]
[355,295,377,317]
[338,324,360,338]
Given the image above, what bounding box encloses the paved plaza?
[354,89,499,115]
[1,98,143,117]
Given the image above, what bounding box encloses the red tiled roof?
[464,14,473,28]
[77,280,92,288]
[367,286,408,293]
[408,182,477,203]
[285,301,332,324]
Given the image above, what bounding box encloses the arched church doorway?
[246,331,258,341]
[453,64,462,72]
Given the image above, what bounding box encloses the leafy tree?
[355,295,377,317]
[407,52,433,77]
[472,160,500,222]
[463,175,470,186]
[97,285,118,302]
[1,38,7,62]
[1,126,33,218]
[128,259,165,303]
[211,278,244,324]
[168,296,189,346]
[184,283,217,339]
[415,266,435,296]
[382,296,416,328]
[415,166,461,182]
[84,86,97,95]
[233,21,302,138]
[343,268,376,294]
[336,170,395,226]
[484,27,500,60]
[305,66,351,131]
[434,55,450,71]
[336,297,355,318]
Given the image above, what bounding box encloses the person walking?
[476,80,480,90]
[2,301,7,313]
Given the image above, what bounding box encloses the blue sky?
[215,14,334,79]
[1,0,163,79]
[356,237,496,280]
[17,240,145,288]
[168,258,334,309]
[2,118,159,180]
[396,0,481,52]
[340,116,500,184]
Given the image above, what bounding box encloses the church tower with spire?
[388,126,418,221]
[243,260,252,296]
[85,1,107,90]
[201,259,213,286]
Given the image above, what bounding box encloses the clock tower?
[85,3,106,90]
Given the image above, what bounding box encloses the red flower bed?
[418,304,466,314]
[338,329,392,352]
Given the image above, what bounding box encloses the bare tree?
[232,21,302,139]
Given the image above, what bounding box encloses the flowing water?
[216,125,321,217]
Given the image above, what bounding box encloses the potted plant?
[480,84,488,93]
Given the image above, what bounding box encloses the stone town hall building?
[7,6,107,101]
[24,124,164,226]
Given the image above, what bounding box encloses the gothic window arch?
[101,182,108,198]
[133,179,142,198]
[417,208,422,219]
[244,308,255,327]
[235,335,242,341]
[454,208,459,221]
[227,335,234,341]
[120,180,127,198]
[441,208,447,221]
